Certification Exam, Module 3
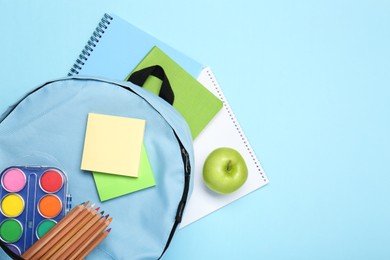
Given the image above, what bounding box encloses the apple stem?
[227,160,232,173]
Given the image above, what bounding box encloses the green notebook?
[128,46,223,139]
[93,145,156,201]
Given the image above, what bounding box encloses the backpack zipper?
[159,140,191,259]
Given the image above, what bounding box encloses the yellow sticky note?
[81,113,145,177]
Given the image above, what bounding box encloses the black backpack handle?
[127,65,174,105]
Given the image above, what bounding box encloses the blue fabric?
[0,77,194,260]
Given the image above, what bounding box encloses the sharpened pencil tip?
[107,217,113,223]
[95,207,100,211]
[105,214,109,219]
[83,201,90,206]
[107,228,112,232]
[100,211,105,215]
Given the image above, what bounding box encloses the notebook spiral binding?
[205,68,267,182]
[68,13,113,76]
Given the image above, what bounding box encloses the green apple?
[202,147,248,194]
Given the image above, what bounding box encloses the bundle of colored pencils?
[22,202,112,260]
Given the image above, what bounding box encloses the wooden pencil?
[31,204,98,260]
[22,201,89,259]
[62,216,112,260]
[64,215,110,259]
[43,210,104,259]
[29,204,96,260]
[57,214,108,259]
[74,228,112,260]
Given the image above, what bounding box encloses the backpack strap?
[127,65,175,105]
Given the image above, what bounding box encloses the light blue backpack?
[0,68,194,259]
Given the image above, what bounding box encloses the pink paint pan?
[1,168,26,193]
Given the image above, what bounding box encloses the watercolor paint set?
[0,166,70,255]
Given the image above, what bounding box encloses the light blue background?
[1,1,389,259]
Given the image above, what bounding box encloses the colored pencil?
[56,214,108,259]
[74,228,112,260]
[62,216,112,260]
[31,204,98,260]
[43,210,104,259]
[22,201,89,259]
[22,201,112,259]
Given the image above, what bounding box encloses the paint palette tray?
[0,166,70,256]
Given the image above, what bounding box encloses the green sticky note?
[128,46,223,139]
[92,145,156,201]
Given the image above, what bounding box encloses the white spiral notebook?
[68,13,269,228]
[180,67,269,227]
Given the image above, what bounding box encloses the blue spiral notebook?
[68,13,203,79]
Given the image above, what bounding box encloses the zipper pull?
[181,147,191,175]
